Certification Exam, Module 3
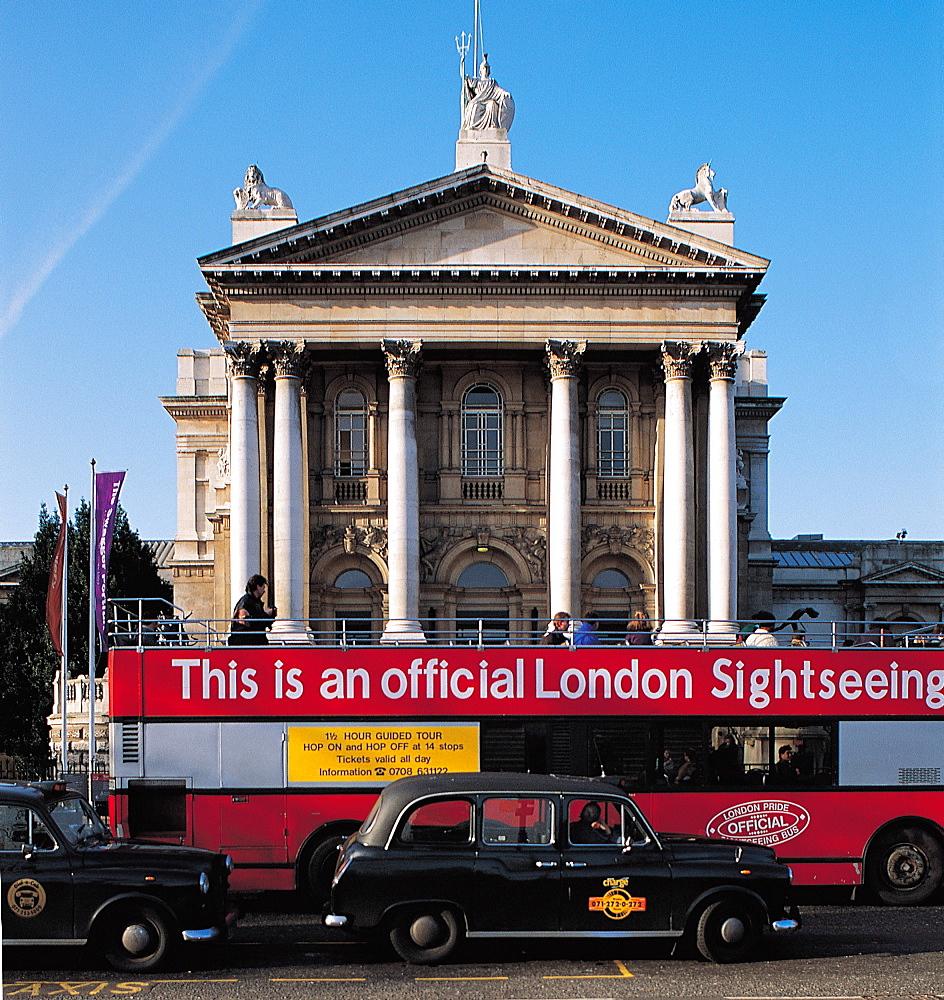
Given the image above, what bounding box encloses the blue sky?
[1,0,941,542]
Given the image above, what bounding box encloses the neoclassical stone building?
[163,62,782,642]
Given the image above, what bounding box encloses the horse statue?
[669,163,728,213]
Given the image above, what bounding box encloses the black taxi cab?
[325,772,799,964]
[1,781,235,971]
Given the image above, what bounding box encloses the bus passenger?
[228,574,277,646]
[541,611,572,645]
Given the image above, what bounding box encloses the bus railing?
[105,604,943,653]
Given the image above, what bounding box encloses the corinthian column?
[381,340,425,643]
[659,341,700,639]
[225,342,263,616]
[268,341,308,638]
[706,343,741,640]
[546,340,586,620]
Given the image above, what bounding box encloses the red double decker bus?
[108,639,944,903]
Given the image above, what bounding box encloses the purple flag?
[94,471,125,649]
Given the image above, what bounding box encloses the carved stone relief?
[311,522,388,565]
[382,339,423,379]
[545,339,586,378]
[581,522,655,561]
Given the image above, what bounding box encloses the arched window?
[457,562,508,588]
[462,384,503,477]
[597,389,628,477]
[332,568,374,643]
[590,567,632,642]
[335,390,368,477]
[334,569,372,588]
[456,561,509,641]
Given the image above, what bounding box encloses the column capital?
[545,339,586,378]
[705,341,742,381]
[382,339,423,379]
[224,340,264,378]
[661,341,701,380]
[267,340,308,378]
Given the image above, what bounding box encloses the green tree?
[0,501,171,758]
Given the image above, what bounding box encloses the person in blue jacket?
[574,618,603,646]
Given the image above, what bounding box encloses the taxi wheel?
[306,836,346,901]
[101,905,173,972]
[865,826,943,905]
[694,898,762,963]
[389,906,461,964]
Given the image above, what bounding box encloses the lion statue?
[233,165,294,211]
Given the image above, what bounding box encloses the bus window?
[587,721,648,784]
[772,724,832,787]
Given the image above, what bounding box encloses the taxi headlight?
[225,854,235,874]
[199,871,210,894]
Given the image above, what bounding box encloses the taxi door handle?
[534,860,558,868]
[565,861,587,867]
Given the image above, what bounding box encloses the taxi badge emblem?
[8,878,47,918]
[588,886,646,919]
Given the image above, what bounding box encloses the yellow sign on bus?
[287,723,480,784]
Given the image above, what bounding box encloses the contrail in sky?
[0,0,265,340]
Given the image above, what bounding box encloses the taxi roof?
[370,772,625,824]
[0,780,79,805]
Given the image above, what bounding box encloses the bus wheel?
[694,898,762,963]
[866,826,944,905]
[306,836,346,901]
[389,906,461,964]
[101,905,173,972]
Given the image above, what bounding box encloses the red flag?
[46,492,68,656]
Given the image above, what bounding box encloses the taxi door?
[559,797,672,933]
[0,804,75,942]
[472,795,560,932]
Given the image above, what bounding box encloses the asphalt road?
[4,892,944,999]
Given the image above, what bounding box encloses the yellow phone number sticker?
[287,723,480,784]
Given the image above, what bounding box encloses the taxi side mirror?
[20,842,35,860]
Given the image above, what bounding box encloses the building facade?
[163,65,784,642]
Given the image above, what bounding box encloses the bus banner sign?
[286,723,480,784]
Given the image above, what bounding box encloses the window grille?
[898,767,941,785]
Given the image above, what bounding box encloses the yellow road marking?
[543,958,633,979]
[415,977,509,981]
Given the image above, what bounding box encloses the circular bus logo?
[706,800,810,847]
[7,878,47,918]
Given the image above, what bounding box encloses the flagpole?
[60,485,69,776]
[88,460,96,803]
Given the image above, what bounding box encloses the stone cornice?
[201,267,764,301]
[734,396,787,421]
[160,396,228,419]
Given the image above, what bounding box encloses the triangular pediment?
[200,165,768,273]
[861,561,944,585]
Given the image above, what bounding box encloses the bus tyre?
[694,898,762,963]
[101,905,173,972]
[866,826,944,905]
[306,836,346,901]
[389,906,461,964]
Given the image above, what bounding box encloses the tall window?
[597,389,628,476]
[462,384,503,477]
[335,390,368,477]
